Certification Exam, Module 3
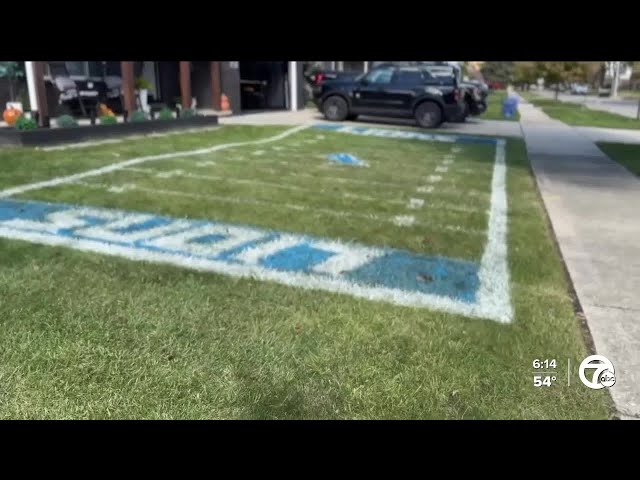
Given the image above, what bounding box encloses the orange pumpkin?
[220,94,230,111]
[3,107,22,126]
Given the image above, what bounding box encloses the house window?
[66,62,88,77]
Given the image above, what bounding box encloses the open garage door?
[239,62,288,112]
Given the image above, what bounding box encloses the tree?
[480,62,515,84]
[513,62,538,90]
[0,61,25,103]
[535,62,588,99]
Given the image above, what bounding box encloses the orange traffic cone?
[220,93,230,112]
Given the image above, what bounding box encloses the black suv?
[313,65,466,128]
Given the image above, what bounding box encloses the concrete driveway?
[219,108,523,138]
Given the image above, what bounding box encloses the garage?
[238,62,290,112]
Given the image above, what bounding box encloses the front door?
[352,67,395,113]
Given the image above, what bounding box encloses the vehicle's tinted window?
[393,70,424,85]
[365,68,394,85]
[421,69,455,86]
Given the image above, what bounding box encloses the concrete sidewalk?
[519,99,640,419]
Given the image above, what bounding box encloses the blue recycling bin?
[502,95,519,118]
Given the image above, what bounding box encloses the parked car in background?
[598,84,611,97]
[313,65,466,128]
[570,83,589,95]
[487,81,505,90]
[304,69,361,97]
[416,63,487,120]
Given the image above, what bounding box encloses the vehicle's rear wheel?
[322,96,349,121]
[414,101,443,128]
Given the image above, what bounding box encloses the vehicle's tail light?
[453,88,460,102]
[316,73,325,85]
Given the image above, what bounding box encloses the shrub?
[158,107,174,120]
[181,108,197,119]
[135,77,153,90]
[56,114,78,128]
[14,115,37,130]
[100,115,118,125]
[129,110,148,123]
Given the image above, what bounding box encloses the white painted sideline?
[0,125,310,198]
[474,140,512,323]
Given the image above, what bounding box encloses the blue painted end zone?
[346,251,479,303]
[313,124,498,145]
[0,198,481,304]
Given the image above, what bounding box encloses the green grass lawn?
[523,93,640,129]
[482,90,520,121]
[597,142,640,176]
[0,125,612,419]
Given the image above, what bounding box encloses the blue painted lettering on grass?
[314,124,498,145]
[261,243,335,272]
[0,198,481,304]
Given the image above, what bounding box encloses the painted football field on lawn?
[0,124,612,419]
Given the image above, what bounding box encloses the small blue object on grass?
[502,95,519,118]
[327,153,368,167]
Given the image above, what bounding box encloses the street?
[534,89,640,119]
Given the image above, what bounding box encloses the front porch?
[19,61,304,128]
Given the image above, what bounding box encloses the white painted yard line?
[442,159,454,165]
[120,166,485,214]
[0,125,310,198]
[74,181,486,236]
[122,166,404,203]
[38,126,222,151]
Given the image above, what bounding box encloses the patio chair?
[49,62,102,118]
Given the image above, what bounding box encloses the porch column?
[32,62,49,127]
[288,61,298,111]
[25,61,38,113]
[121,61,136,116]
[179,61,191,109]
[337,61,344,71]
[210,61,221,110]
[364,61,369,73]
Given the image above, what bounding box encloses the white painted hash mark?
[428,175,442,183]
[435,166,449,173]
[417,185,434,194]
[253,150,265,156]
[156,169,185,178]
[407,198,424,210]
[196,161,217,167]
[393,215,415,227]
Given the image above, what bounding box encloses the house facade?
[18,61,306,124]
